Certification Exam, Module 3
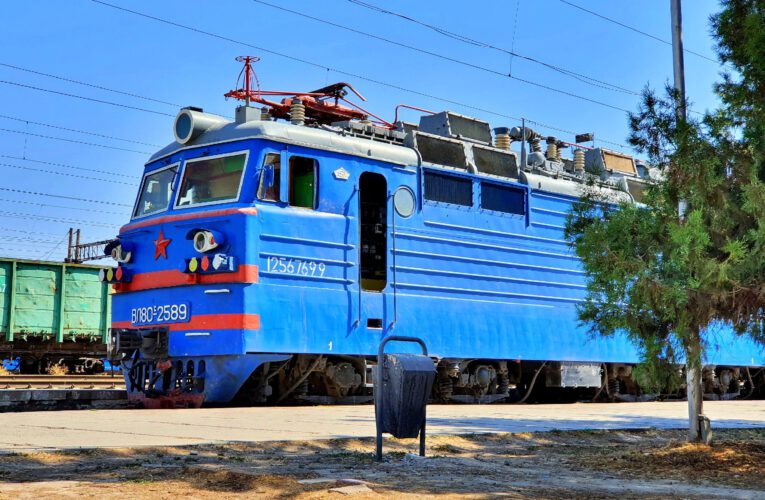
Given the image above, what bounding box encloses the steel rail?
[0,375,124,390]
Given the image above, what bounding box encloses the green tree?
[565,0,765,442]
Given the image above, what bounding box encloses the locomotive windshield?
[133,164,177,218]
[176,152,247,207]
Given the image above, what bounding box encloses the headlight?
[192,230,223,253]
[111,245,132,263]
[105,240,133,263]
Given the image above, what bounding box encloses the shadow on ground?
[340,412,765,435]
[1,428,765,499]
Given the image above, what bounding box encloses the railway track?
[0,375,125,390]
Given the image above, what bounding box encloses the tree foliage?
[565,0,765,385]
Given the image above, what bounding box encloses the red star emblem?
[153,230,171,260]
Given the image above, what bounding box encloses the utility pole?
[65,228,116,264]
[671,0,705,443]
[671,0,686,121]
[66,228,74,262]
[672,0,688,224]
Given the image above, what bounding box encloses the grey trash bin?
[378,353,435,438]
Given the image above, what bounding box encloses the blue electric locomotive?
[105,67,765,407]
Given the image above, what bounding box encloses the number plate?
[266,256,326,277]
[131,302,191,326]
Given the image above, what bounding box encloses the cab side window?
[257,153,281,202]
[289,156,318,209]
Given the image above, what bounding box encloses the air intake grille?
[473,146,518,178]
[424,171,473,206]
[415,133,467,169]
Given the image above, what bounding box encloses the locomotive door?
[358,172,388,331]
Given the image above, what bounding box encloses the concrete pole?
[66,228,73,263]
[75,229,81,263]
[671,0,686,121]
[671,0,704,443]
[672,0,688,222]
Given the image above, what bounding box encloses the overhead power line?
[0,155,139,180]
[0,62,231,119]
[250,0,633,111]
[0,114,163,148]
[0,241,63,249]
[558,0,717,63]
[0,127,152,155]
[0,161,138,186]
[0,227,66,238]
[0,244,61,253]
[0,210,119,229]
[91,0,630,149]
[38,232,71,260]
[0,244,55,252]
[0,247,63,260]
[0,61,183,108]
[0,186,131,207]
[4,235,64,245]
[508,0,521,75]
[0,80,175,117]
[0,195,130,215]
[344,0,638,95]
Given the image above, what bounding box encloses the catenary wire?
[3,236,65,245]
[0,128,152,155]
[0,247,58,257]
[508,0,521,76]
[345,0,639,95]
[250,0,636,108]
[0,227,66,238]
[0,196,130,216]
[1,241,62,249]
[349,0,704,120]
[91,0,631,148]
[0,247,55,257]
[0,245,47,252]
[0,79,175,117]
[0,61,183,107]
[0,114,164,148]
[39,232,72,260]
[557,0,718,63]
[0,210,119,229]
[0,154,140,180]
[0,243,69,261]
[0,186,131,207]
[0,161,138,186]
[0,61,231,118]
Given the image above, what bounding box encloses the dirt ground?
[0,428,763,499]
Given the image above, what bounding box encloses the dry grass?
[584,436,765,487]
[1,428,764,498]
[47,364,68,375]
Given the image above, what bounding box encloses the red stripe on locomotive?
[112,313,260,331]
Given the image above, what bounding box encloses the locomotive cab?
[107,103,420,405]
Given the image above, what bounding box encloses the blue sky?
[0,0,725,261]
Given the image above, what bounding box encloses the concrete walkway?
[0,400,763,451]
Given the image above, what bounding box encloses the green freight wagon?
[0,258,111,374]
